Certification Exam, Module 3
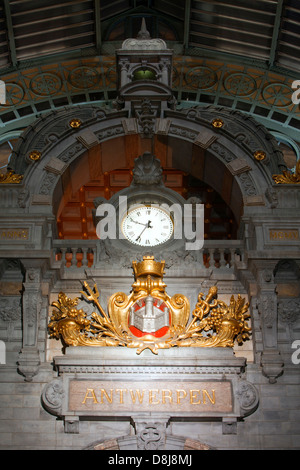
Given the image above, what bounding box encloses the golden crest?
[48,256,251,354]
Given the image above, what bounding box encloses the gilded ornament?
[29,150,41,161]
[253,150,266,161]
[272,160,300,184]
[211,118,224,129]
[0,170,23,184]
[48,256,251,354]
[69,118,82,129]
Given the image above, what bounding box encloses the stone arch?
[10,104,283,236]
[84,434,212,450]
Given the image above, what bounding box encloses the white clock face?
[121,206,173,247]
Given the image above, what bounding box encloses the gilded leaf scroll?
[48,256,251,354]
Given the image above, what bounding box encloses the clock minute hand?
[136,220,152,241]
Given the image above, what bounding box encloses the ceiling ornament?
[272,160,300,184]
[29,72,62,97]
[224,73,257,97]
[48,256,251,355]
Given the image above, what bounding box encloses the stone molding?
[42,347,259,438]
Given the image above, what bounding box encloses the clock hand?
[129,217,148,226]
[136,221,152,241]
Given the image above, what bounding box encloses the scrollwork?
[236,380,259,416]
[48,257,251,355]
[42,379,65,416]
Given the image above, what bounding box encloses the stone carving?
[39,173,57,195]
[256,274,284,383]
[42,379,65,416]
[0,297,22,322]
[265,187,279,208]
[236,379,259,416]
[18,267,43,381]
[137,423,166,450]
[258,293,276,329]
[135,99,156,137]
[17,187,30,208]
[278,298,300,325]
[132,152,163,186]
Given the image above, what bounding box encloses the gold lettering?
[149,389,160,405]
[100,388,113,404]
[129,389,145,404]
[116,389,127,404]
[82,388,98,404]
[202,389,216,405]
[176,389,187,404]
[270,230,299,241]
[0,229,29,240]
[162,389,173,404]
[190,389,201,404]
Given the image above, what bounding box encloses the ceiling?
[0,1,298,242]
[0,1,299,142]
[1,0,299,71]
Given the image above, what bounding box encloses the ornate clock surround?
[93,151,193,254]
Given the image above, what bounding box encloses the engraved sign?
[69,380,233,414]
[0,229,29,240]
[269,229,299,241]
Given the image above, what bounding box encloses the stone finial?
[137,18,151,39]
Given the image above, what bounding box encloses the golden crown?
[132,256,165,278]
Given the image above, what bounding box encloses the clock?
[121,205,173,247]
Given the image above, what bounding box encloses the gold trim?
[49,257,251,354]
[69,118,82,129]
[272,160,300,184]
[211,118,224,129]
[0,170,23,184]
[29,150,41,161]
[253,150,266,161]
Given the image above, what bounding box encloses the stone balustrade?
[51,239,244,270]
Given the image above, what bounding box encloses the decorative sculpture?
[272,160,300,184]
[48,256,251,354]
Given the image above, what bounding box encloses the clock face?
[121,206,173,247]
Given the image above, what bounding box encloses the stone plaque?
[269,229,299,241]
[68,380,233,414]
[0,228,29,240]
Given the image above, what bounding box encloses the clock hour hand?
[129,217,148,226]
